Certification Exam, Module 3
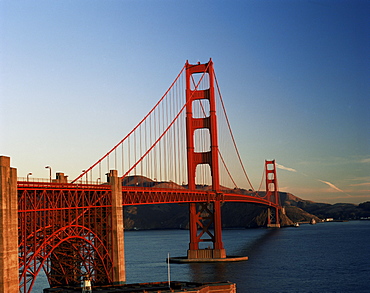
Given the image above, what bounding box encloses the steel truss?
[16,183,281,292]
[18,183,114,293]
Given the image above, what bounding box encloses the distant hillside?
[280,192,370,220]
[121,177,370,230]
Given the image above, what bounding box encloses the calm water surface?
[34,221,370,292]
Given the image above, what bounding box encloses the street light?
[27,172,32,181]
[45,166,52,182]
[82,170,87,184]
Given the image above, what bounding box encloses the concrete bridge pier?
[55,172,68,183]
[108,170,126,284]
[0,156,19,293]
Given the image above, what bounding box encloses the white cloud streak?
[275,162,355,199]
[276,163,297,172]
[318,180,347,194]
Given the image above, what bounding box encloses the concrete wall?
[0,156,19,293]
[109,170,126,284]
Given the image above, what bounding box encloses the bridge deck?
[17,181,279,208]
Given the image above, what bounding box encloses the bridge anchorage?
[0,60,282,293]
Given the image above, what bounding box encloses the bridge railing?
[17,177,51,183]
[17,177,108,185]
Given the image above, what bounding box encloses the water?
[33,221,370,292]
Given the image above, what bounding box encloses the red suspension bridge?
[0,60,281,293]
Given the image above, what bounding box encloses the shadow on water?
[186,228,281,283]
[238,228,281,257]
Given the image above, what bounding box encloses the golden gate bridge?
[0,60,281,293]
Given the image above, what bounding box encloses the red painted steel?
[17,182,279,292]
[265,160,280,226]
[16,60,282,292]
[185,60,224,256]
[18,183,114,293]
[17,183,280,207]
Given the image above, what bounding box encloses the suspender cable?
[213,70,256,192]
[121,65,210,180]
[72,65,186,183]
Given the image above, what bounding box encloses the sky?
[1,0,369,204]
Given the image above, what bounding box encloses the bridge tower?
[265,160,280,228]
[185,60,226,259]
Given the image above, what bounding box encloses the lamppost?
[82,170,87,184]
[45,166,52,182]
[27,172,32,181]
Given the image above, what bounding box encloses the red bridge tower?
[185,60,226,259]
[265,160,280,228]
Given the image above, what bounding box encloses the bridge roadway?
[17,181,279,209]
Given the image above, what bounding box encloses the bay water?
[33,221,370,292]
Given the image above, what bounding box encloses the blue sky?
[1,0,369,204]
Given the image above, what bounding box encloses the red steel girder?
[17,185,114,293]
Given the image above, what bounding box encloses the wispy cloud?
[316,194,369,202]
[318,180,351,196]
[349,176,370,182]
[349,182,370,187]
[360,158,370,163]
[276,163,297,172]
[276,161,357,197]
